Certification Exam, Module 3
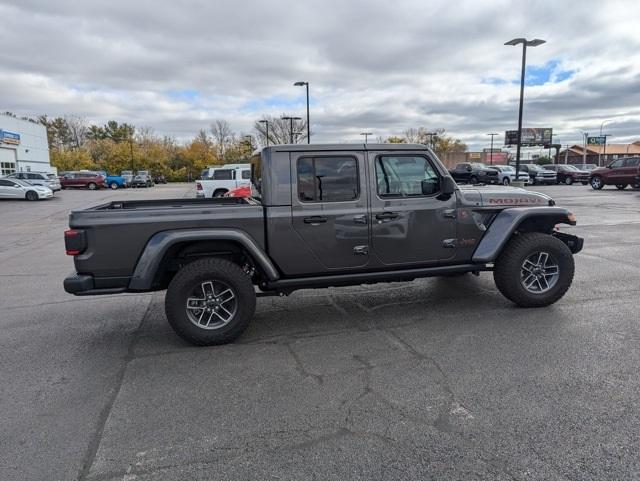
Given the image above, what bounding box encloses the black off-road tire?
[581,181,588,185]
[470,175,479,185]
[493,232,574,308]
[165,258,256,346]
[213,189,228,197]
[615,184,627,190]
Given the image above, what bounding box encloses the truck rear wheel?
[213,189,227,197]
[493,232,574,308]
[165,258,256,345]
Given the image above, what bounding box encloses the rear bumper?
[64,273,127,296]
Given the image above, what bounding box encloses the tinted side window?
[625,158,640,167]
[376,155,439,197]
[297,157,359,202]
[27,173,42,179]
[241,170,251,179]
[0,179,14,186]
[609,159,624,168]
[213,169,233,180]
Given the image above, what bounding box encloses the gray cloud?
[2,0,640,149]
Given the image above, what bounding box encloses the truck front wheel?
[165,258,256,345]
[493,233,574,308]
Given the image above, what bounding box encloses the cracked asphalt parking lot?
[1,183,639,481]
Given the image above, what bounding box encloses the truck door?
[368,152,457,265]
[237,168,252,188]
[291,152,370,270]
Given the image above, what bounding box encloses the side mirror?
[466,166,472,171]
[440,176,456,195]
[421,180,437,195]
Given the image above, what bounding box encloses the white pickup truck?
[196,163,252,198]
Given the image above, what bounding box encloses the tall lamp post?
[294,81,310,143]
[360,132,373,144]
[258,119,270,147]
[599,119,612,166]
[282,116,302,144]
[486,133,498,165]
[505,37,546,177]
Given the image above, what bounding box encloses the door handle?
[303,216,328,224]
[353,215,367,224]
[375,212,399,220]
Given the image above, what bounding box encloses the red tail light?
[196,182,203,190]
[65,229,86,256]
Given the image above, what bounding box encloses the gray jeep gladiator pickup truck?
[64,143,583,345]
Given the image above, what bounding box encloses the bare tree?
[211,119,233,157]
[253,115,308,147]
[64,115,89,149]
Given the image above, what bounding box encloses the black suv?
[449,162,500,184]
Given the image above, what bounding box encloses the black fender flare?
[472,207,576,263]
[128,229,279,290]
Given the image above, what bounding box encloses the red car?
[589,157,640,190]
[60,171,106,190]
[224,185,252,198]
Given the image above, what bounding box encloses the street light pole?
[282,116,301,144]
[258,120,269,147]
[360,132,373,144]
[598,120,611,166]
[486,133,498,164]
[505,38,546,177]
[294,81,310,143]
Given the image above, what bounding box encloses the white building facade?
[0,115,51,176]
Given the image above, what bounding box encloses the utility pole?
[505,37,546,177]
[360,132,373,144]
[281,116,301,144]
[294,82,311,143]
[582,132,588,166]
[487,133,498,164]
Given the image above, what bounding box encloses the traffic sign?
[587,136,606,145]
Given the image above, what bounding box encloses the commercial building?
[559,141,640,166]
[0,115,51,176]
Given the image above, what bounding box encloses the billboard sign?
[0,130,20,145]
[505,128,553,147]
[587,136,606,145]
[485,152,509,164]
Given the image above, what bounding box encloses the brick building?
[559,141,640,166]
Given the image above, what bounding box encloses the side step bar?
[262,263,490,294]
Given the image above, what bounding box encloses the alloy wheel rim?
[185,280,237,330]
[520,251,560,294]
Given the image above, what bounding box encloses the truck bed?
[89,197,257,211]
[69,197,266,279]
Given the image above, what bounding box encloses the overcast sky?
[2,0,640,150]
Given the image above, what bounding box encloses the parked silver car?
[0,178,54,200]
[4,171,61,192]
[487,165,531,185]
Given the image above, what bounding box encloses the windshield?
[564,165,579,171]
[470,163,486,169]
